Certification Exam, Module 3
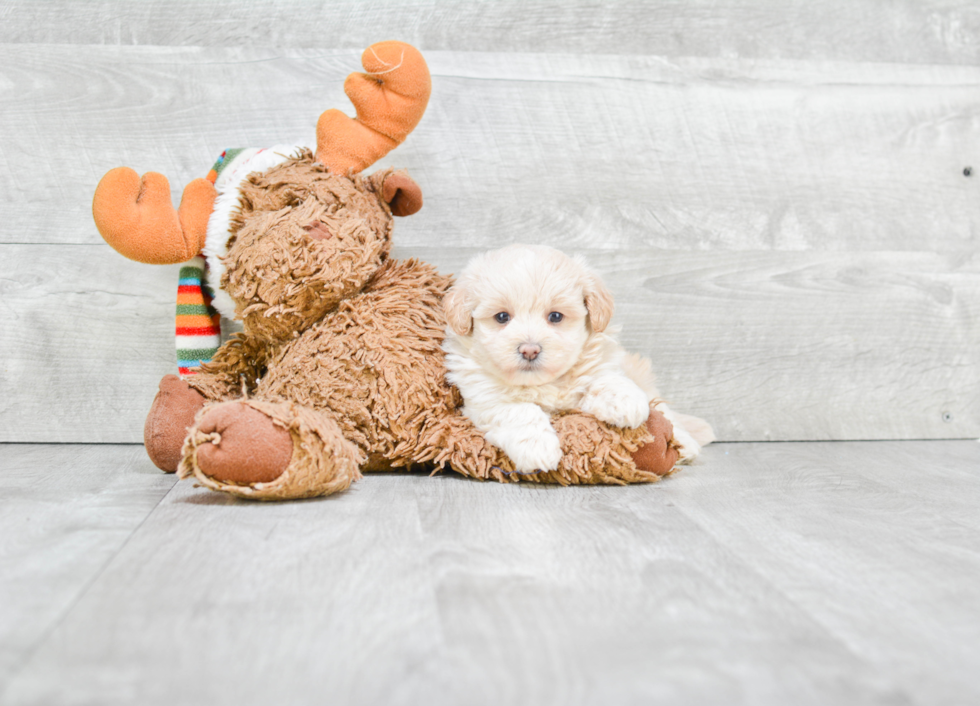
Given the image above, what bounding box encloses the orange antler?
[92,168,216,264]
[316,41,431,175]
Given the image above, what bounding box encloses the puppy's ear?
[584,272,614,332]
[443,283,473,335]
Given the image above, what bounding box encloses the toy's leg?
[179,399,365,500]
[144,374,207,472]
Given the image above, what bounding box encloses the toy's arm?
[419,404,679,485]
[184,333,273,401]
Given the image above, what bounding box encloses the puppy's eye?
[494,312,511,324]
[548,312,564,324]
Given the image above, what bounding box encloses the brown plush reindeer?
[91,41,682,500]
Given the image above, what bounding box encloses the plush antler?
[316,41,431,175]
[92,169,216,264]
[94,41,427,262]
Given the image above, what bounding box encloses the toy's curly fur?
[174,153,672,499]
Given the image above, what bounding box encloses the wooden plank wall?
[0,1,978,443]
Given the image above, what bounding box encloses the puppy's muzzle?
[519,343,541,361]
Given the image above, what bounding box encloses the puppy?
[442,244,713,473]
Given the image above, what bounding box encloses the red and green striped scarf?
[176,256,221,376]
[171,149,245,376]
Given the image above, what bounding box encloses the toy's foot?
[194,402,293,484]
[631,409,680,477]
[144,374,207,472]
[180,400,365,500]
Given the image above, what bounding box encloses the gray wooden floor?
[1,440,978,706]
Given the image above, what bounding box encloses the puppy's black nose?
[519,343,541,361]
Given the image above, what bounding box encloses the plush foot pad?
[631,409,680,477]
[144,374,207,472]
[194,402,293,484]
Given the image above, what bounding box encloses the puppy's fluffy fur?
[442,244,713,473]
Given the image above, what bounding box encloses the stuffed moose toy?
[91,41,683,500]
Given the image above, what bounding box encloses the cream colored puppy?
[442,244,711,473]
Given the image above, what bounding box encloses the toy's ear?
[583,271,614,333]
[380,170,423,217]
[442,282,473,336]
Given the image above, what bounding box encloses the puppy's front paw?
[580,384,650,429]
[502,431,563,473]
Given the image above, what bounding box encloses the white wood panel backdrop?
[2,1,979,65]
[0,1,978,443]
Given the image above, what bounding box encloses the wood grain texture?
[2,46,978,253]
[0,245,183,443]
[2,30,978,444]
[1,0,978,66]
[669,441,980,706]
[0,444,176,696]
[1,440,978,705]
[2,243,977,443]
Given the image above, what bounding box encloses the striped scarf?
[171,149,246,376]
[176,256,221,377]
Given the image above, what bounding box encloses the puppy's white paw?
[479,403,564,473]
[655,405,703,464]
[671,424,702,464]
[580,383,650,429]
[502,431,563,473]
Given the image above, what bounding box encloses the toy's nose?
[303,221,333,240]
[519,343,541,361]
